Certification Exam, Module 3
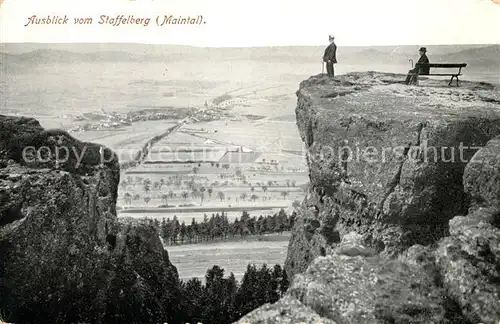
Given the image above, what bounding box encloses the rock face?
[288,72,500,277]
[237,72,500,324]
[0,115,181,324]
[463,136,500,210]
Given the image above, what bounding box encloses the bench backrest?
[417,63,467,68]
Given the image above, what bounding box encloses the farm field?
[118,164,307,210]
[180,119,307,154]
[75,120,178,162]
[167,232,291,282]
[116,117,310,222]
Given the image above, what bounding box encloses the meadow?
[168,233,291,282]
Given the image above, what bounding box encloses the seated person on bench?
[405,47,430,85]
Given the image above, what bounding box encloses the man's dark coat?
[323,42,337,63]
[416,53,430,74]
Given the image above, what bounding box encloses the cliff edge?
[0,115,181,324]
[236,72,500,324]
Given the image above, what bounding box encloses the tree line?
[177,263,289,324]
[145,209,296,245]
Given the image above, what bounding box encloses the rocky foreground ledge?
[236,72,500,324]
[0,115,181,323]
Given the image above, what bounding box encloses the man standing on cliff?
[323,35,337,78]
[404,47,430,85]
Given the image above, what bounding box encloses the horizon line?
[1,42,499,48]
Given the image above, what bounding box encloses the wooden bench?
[410,63,467,86]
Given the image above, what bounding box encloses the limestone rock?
[287,72,500,277]
[335,231,374,257]
[287,253,449,324]
[435,209,500,324]
[0,115,181,324]
[234,295,337,324]
[247,72,500,324]
[463,135,500,210]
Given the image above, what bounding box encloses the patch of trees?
[177,263,289,324]
[212,93,232,105]
[148,209,296,245]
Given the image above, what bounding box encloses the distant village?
[68,94,258,133]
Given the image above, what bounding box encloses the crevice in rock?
[316,187,330,204]
[478,95,500,104]
[492,211,500,229]
[105,223,117,251]
[441,296,475,324]
[339,117,353,175]
[378,122,425,212]
[320,89,358,98]
[321,211,340,245]
[404,223,450,248]
[378,144,410,211]
[340,148,349,175]
[98,182,109,197]
[304,218,321,241]
[414,122,426,146]
[0,205,23,228]
[306,119,314,147]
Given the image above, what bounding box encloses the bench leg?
[456,76,460,87]
[449,76,454,86]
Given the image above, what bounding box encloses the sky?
[0,0,499,47]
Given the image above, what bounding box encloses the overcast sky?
[0,0,499,46]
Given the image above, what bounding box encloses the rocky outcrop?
[435,208,500,324]
[239,210,500,324]
[0,115,181,324]
[233,295,337,324]
[287,72,500,277]
[237,232,474,324]
[237,72,500,324]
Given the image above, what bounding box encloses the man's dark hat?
[419,47,427,52]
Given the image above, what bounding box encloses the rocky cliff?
[0,115,181,324]
[236,72,500,324]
